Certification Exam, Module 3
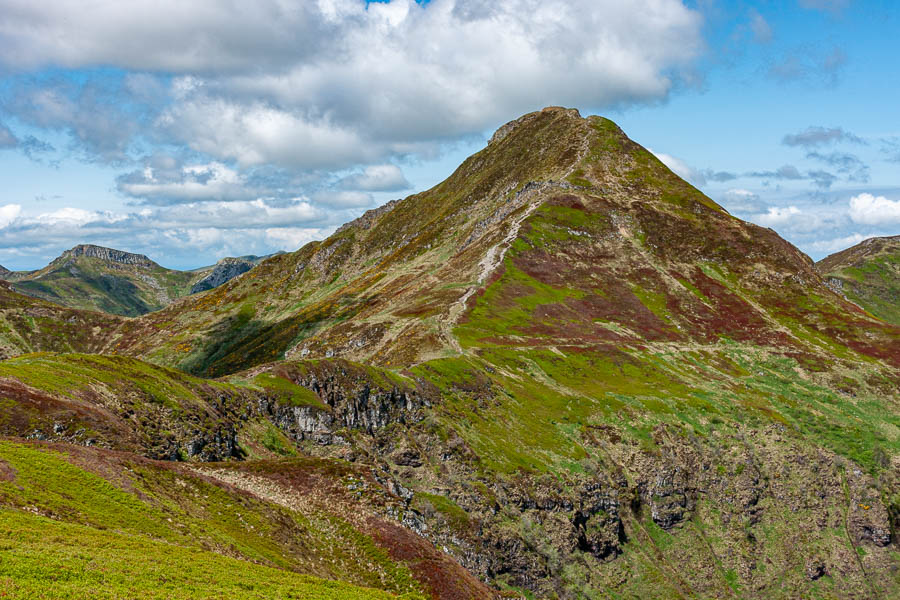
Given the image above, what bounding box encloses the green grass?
[412,492,470,530]
[250,372,329,409]
[0,509,405,600]
[0,353,220,410]
[411,340,900,477]
[238,420,299,458]
[0,441,428,598]
[454,257,585,348]
[828,254,900,326]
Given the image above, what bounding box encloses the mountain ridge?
[817,234,900,326]
[0,108,897,598]
[0,244,275,317]
[56,243,156,267]
[109,107,896,377]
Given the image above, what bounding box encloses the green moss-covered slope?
[817,235,900,326]
[0,439,497,599]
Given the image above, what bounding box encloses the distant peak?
[59,244,156,267]
[216,256,254,266]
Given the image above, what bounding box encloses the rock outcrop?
[59,244,157,267]
[190,257,255,293]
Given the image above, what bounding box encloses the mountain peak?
[110,106,850,376]
[58,244,157,268]
[488,106,583,146]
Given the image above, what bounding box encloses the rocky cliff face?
[257,362,430,444]
[190,257,254,294]
[59,244,157,267]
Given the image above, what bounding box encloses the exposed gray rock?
[59,244,156,267]
[190,257,254,293]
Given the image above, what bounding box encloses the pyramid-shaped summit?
[113,107,896,378]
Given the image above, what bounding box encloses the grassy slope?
[439,186,900,471]
[0,354,497,598]
[0,440,429,599]
[817,235,900,326]
[0,282,121,360]
[0,352,372,461]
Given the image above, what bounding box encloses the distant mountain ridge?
[817,234,900,325]
[56,244,156,267]
[0,245,275,316]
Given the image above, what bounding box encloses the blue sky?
[0,0,897,270]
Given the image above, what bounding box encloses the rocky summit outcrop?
[59,244,157,267]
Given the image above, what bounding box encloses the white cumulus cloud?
[2,0,704,171]
[0,204,22,228]
[848,193,900,226]
[808,233,871,254]
[118,161,254,202]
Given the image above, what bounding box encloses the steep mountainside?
[114,108,899,378]
[0,353,495,598]
[0,439,473,599]
[817,235,900,326]
[3,245,270,316]
[0,280,121,360]
[0,108,898,599]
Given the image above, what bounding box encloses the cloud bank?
[2,0,704,172]
[0,0,709,267]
